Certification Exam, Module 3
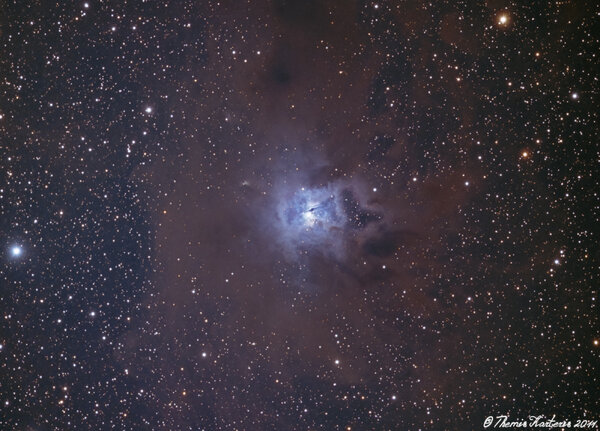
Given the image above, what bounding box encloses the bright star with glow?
[302,202,320,226]
[497,12,510,27]
[273,184,347,259]
[10,245,22,257]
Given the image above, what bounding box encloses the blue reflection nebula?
[276,186,347,257]
[285,191,341,230]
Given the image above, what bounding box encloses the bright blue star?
[283,189,342,233]
[10,245,22,257]
[273,185,348,259]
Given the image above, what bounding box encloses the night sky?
[1,1,599,430]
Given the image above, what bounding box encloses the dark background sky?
[0,0,598,430]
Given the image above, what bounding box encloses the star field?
[0,1,598,430]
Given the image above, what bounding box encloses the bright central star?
[302,203,319,227]
[11,245,22,257]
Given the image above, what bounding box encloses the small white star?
[571,92,579,100]
[145,106,153,114]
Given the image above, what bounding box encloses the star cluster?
[0,1,598,430]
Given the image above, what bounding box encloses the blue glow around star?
[284,189,342,231]
[273,184,350,259]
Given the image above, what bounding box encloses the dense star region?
[0,0,598,430]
